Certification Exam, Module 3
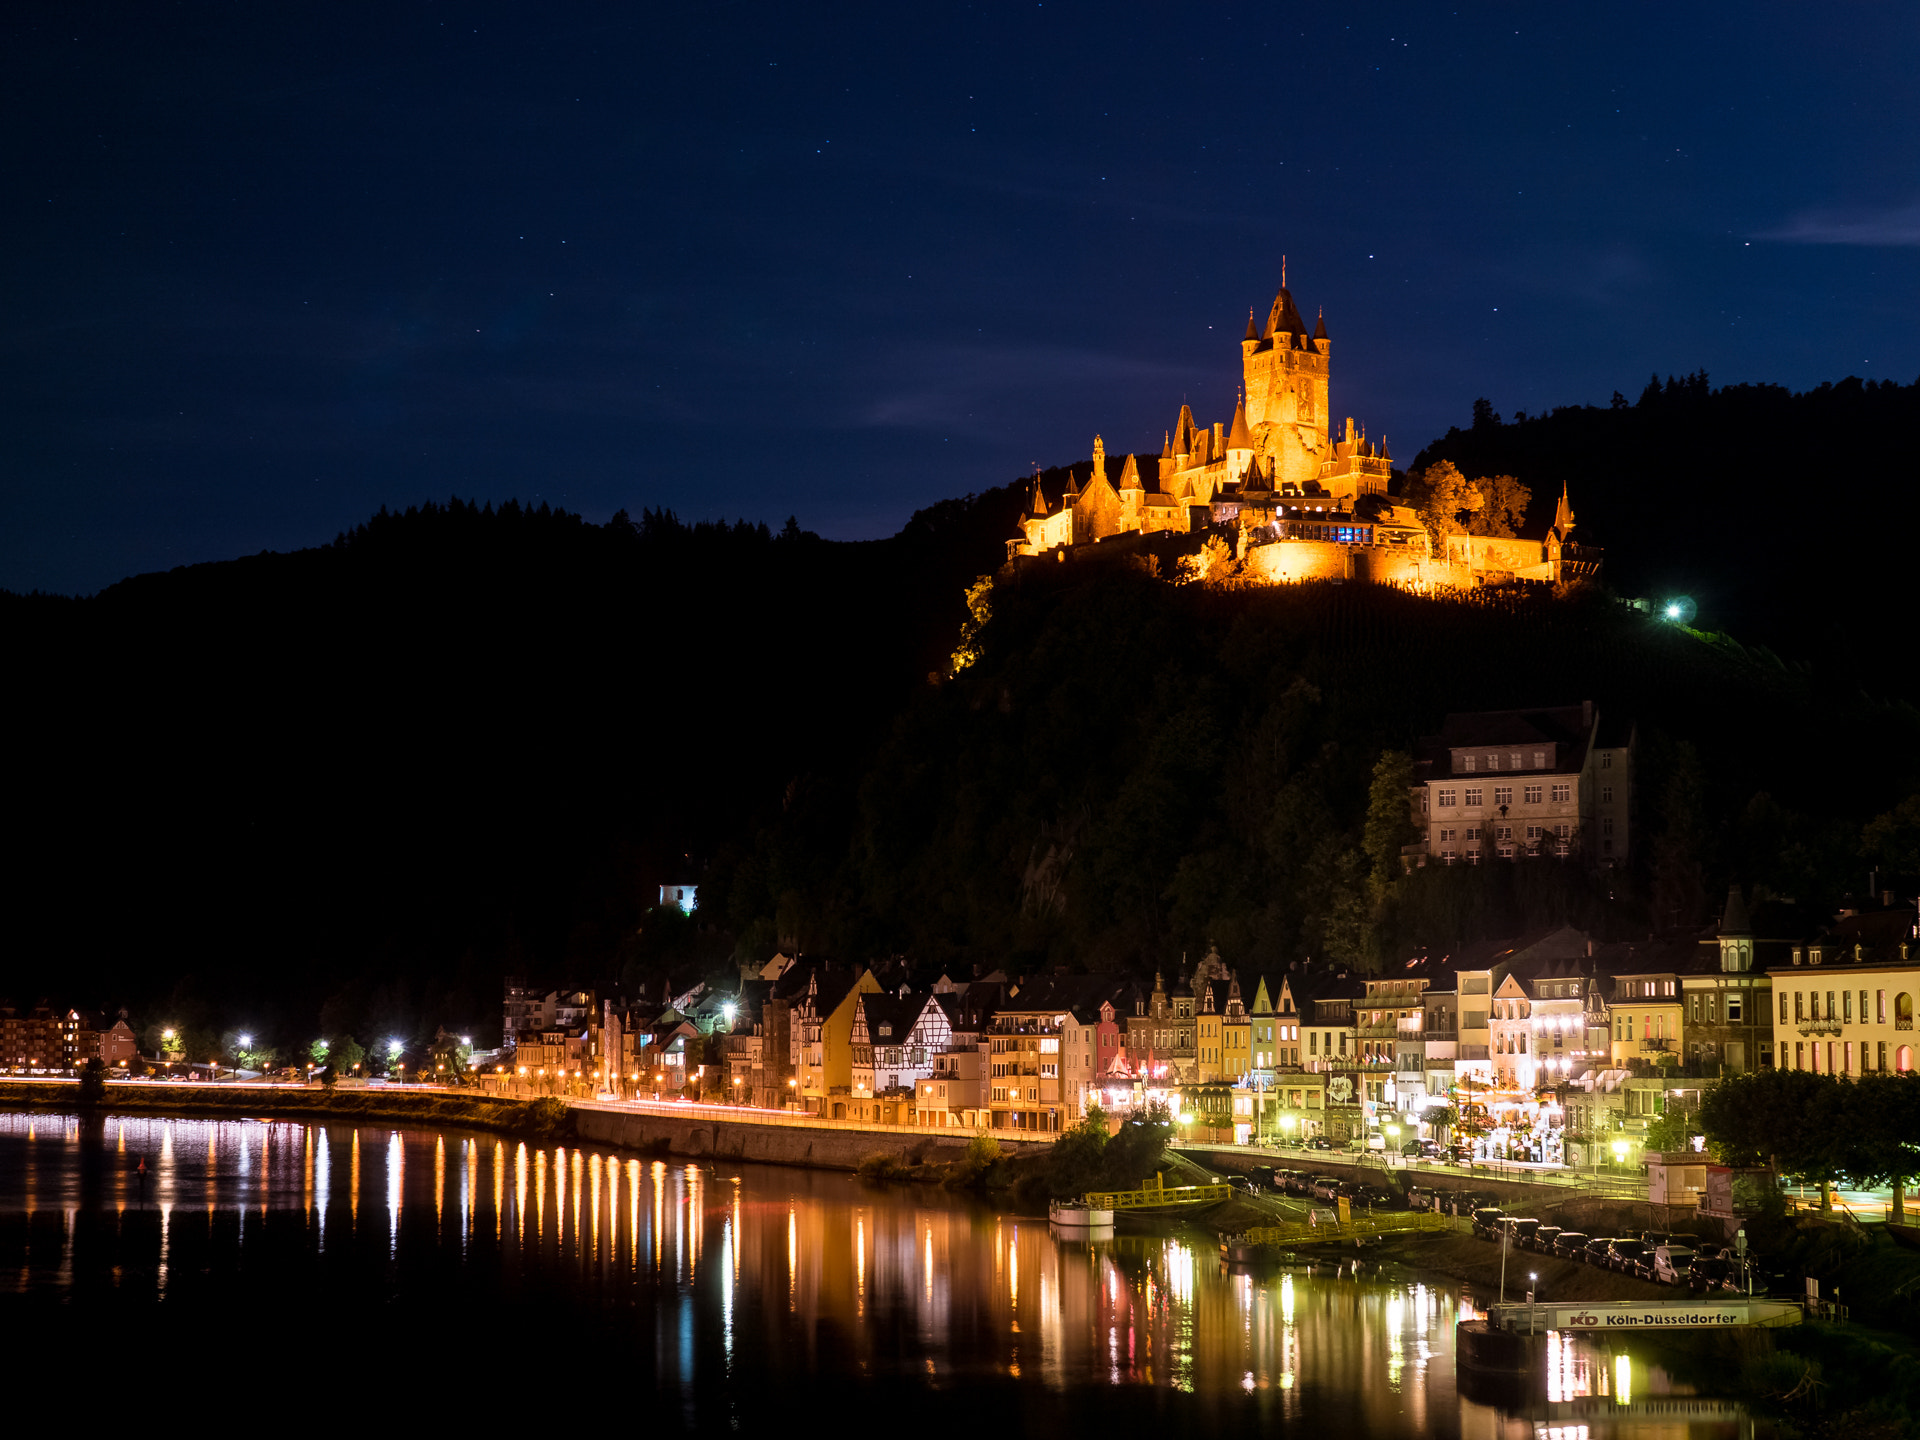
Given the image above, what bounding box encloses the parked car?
[1641,1231,1687,1251]
[1284,1171,1315,1196]
[1353,1185,1397,1210]
[1446,1192,1487,1218]
[1653,1245,1697,1285]
[1552,1231,1591,1260]
[1248,1165,1277,1189]
[1688,1256,1734,1292]
[1310,1177,1344,1201]
[1530,1225,1564,1254]
[1607,1238,1652,1273]
[1470,1207,1508,1241]
[1306,1136,1333,1152]
[1501,1217,1541,1247]
[1582,1237,1618,1266]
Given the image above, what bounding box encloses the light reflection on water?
[0,1113,1748,1437]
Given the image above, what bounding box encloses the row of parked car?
[1242,1166,1400,1210]
[1468,1208,1742,1291]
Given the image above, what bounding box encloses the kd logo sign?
[1569,1312,1599,1327]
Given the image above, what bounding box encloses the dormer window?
[1461,755,1476,773]
[1486,753,1500,771]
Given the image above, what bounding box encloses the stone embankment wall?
[569,1104,1053,1171]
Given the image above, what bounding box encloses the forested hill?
[707,568,1920,986]
[9,369,1920,1051]
[1411,374,1920,684]
[0,491,1025,1041]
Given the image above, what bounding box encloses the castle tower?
[1243,277,1332,490]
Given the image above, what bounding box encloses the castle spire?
[1313,306,1327,341]
[1160,430,1172,461]
[1117,451,1142,492]
[1028,470,1048,517]
[1226,393,1254,455]
[1553,481,1576,538]
[1243,308,1258,342]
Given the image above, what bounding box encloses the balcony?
[1639,1038,1671,1053]
[1797,1019,1841,1037]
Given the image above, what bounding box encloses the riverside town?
[11,11,1920,1427]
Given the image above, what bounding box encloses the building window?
[1493,787,1513,807]
[1728,994,1742,1023]
[1461,755,1476,773]
[1780,993,1789,1023]
[1601,817,1614,837]
[1551,783,1570,803]
[1466,826,1482,841]
[1691,994,1702,1023]
[1438,789,1457,808]
[1486,753,1499,770]
[1601,753,1612,769]
[1510,752,1522,769]
[1464,787,1483,807]
[1524,785,1543,805]
[1844,990,1853,1023]
[1601,785,1613,804]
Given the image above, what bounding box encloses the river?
[0,1111,1757,1435]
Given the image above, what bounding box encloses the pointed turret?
[1719,885,1752,938]
[1027,471,1048,517]
[1243,309,1258,342]
[1090,434,1107,485]
[1226,395,1255,454]
[1160,430,1172,461]
[1117,451,1142,492]
[1313,307,1328,341]
[1553,481,1576,538]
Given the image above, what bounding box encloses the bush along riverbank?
[853,1106,1187,1212]
[0,1080,577,1143]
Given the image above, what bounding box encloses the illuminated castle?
[1008,276,1594,587]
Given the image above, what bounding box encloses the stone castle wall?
[1241,541,1475,588]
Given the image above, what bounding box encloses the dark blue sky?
[4,2,1916,593]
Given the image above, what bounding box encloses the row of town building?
[493,882,1920,1169]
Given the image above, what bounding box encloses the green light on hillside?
[1662,596,1697,624]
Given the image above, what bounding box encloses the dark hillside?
[0,488,1024,1039]
[700,567,1920,979]
[1411,375,1920,686]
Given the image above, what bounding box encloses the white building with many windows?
[1408,700,1633,868]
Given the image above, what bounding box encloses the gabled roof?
[855,993,924,1043]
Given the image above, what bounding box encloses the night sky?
[4,3,1916,594]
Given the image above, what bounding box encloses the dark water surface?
[0,1112,1754,1435]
